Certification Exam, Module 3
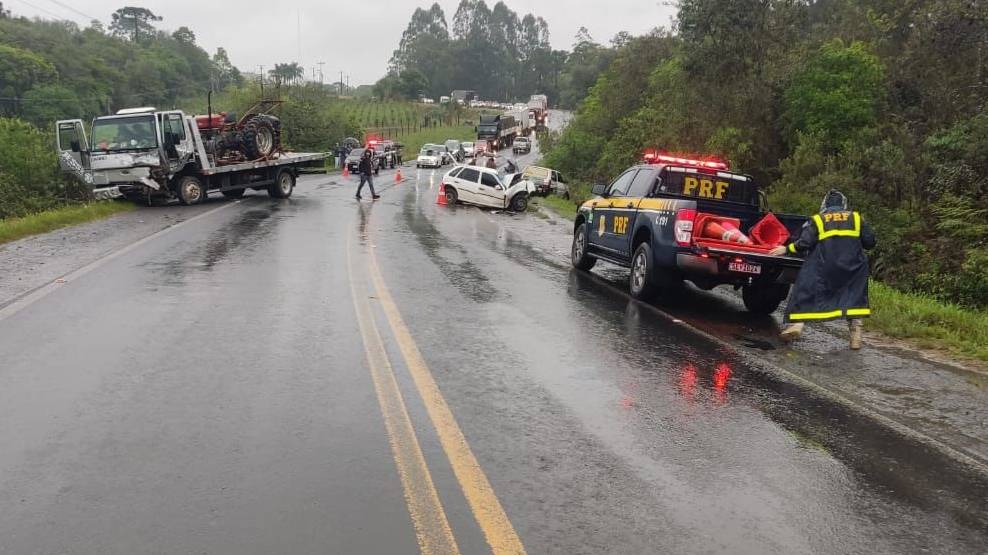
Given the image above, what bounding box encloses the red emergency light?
[643,150,728,171]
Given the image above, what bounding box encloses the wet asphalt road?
[1,140,987,553]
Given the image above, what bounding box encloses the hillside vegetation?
[0,6,472,220]
[544,0,988,310]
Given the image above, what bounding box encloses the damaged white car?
[439,165,536,211]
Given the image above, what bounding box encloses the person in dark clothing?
[770,190,877,349]
[355,148,379,200]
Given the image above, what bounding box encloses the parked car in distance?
[368,141,397,169]
[462,141,476,157]
[439,165,536,211]
[345,148,378,175]
[416,145,444,168]
[512,137,531,154]
[432,144,454,165]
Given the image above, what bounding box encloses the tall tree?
[109,6,162,43]
[269,62,304,86]
[212,47,242,90]
[389,3,452,98]
[172,26,196,45]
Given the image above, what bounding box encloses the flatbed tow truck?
[56,104,328,205]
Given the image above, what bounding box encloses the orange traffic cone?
[342,165,349,178]
[703,220,751,244]
[395,168,402,183]
[436,183,447,205]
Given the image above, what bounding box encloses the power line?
[8,0,67,21]
[41,0,97,21]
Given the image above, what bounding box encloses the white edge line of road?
[0,200,241,322]
[577,269,988,478]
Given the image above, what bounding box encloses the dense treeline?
[0,6,241,127]
[544,0,988,309]
[0,5,244,218]
[379,1,618,106]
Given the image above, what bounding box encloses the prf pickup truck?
[571,154,807,314]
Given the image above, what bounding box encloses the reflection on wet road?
[0,143,985,553]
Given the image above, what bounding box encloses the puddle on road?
[396,193,501,304]
[138,202,289,287]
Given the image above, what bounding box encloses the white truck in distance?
[528,94,548,131]
[56,105,328,206]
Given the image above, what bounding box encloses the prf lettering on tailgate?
[683,176,730,199]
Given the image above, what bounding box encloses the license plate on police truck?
[729,261,761,274]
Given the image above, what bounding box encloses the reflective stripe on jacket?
[784,209,877,323]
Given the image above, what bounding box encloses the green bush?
[0,117,67,219]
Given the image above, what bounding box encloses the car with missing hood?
[439,165,536,211]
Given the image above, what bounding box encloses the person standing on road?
[355,148,379,200]
[770,190,876,349]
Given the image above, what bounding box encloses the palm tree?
[269,62,305,87]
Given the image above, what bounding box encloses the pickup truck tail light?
[675,208,696,246]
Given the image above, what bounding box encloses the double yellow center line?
[347,233,526,555]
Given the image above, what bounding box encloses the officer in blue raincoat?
[770,190,877,349]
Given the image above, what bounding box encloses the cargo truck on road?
[477,108,531,151]
[55,103,328,206]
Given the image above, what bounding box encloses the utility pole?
[340,71,344,96]
[259,65,265,96]
[297,10,302,61]
[318,62,325,86]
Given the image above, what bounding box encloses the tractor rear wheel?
[241,115,281,159]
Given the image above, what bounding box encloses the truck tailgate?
[699,243,803,268]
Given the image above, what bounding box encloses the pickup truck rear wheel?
[268,170,294,199]
[630,242,659,300]
[742,283,790,314]
[571,223,597,270]
[176,176,206,205]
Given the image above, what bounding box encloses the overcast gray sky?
[6,0,676,86]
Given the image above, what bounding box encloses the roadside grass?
[0,201,134,245]
[533,194,578,220]
[867,281,988,363]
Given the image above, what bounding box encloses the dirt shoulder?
[0,200,224,307]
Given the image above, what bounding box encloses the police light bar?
[643,151,728,171]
